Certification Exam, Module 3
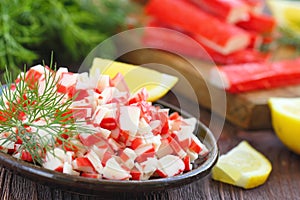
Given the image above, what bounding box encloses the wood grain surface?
[0,94,299,200]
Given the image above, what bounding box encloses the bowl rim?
[0,100,218,194]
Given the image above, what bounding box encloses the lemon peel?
[212,141,272,189]
[267,0,300,33]
[90,58,178,102]
[268,97,300,154]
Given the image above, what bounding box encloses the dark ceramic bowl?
[0,100,218,195]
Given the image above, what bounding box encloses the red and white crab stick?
[145,0,251,55]
[209,58,300,93]
[189,0,250,24]
[143,20,270,64]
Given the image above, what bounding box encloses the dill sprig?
[0,60,92,165]
[0,0,135,76]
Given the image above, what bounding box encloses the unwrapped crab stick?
[209,58,300,93]
[189,0,250,24]
[143,20,270,64]
[236,12,276,35]
[145,0,251,55]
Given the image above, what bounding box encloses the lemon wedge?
[90,58,178,102]
[267,0,300,33]
[268,97,300,154]
[212,141,272,189]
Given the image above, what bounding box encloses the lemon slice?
[267,0,300,33]
[90,58,178,102]
[212,141,272,189]
[268,97,300,154]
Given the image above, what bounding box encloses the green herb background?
[0,0,134,76]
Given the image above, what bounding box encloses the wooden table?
[0,92,299,200]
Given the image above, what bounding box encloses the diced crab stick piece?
[140,157,158,180]
[209,58,300,93]
[100,117,117,131]
[150,108,169,135]
[101,151,113,167]
[156,138,173,159]
[52,148,67,161]
[108,138,124,152]
[236,12,277,35]
[199,144,209,157]
[119,106,140,136]
[79,133,103,147]
[73,89,90,101]
[120,148,137,169]
[97,87,125,105]
[128,88,149,105]
[130,164,143,180]
[99,128,111,139]
[70,104,93,119]
[189,134,206,155]
[76,72,96,90]
[43,151,64,171]
[135,143,156,163]
[85,150,104,174]
[64,151,74,164]
[145,0,250,55]
[130,137,145,150]
[149,120,161,135]
[183,155,193,171]
[0,140,15,150]
[25,65,47,84]
[138,118,152,135]
[91,145,113,167]
[55,67,68,80]
[21,150,33,162]
[72,157,95,173]
[169,119,182,132]
[132,101,152,123]
[67,139,87,156]
[189,0,250,24]
[186,149,200,162]
[144,133,162,152]
[57,72,78,95]
[111,73,130,94]
[101,103,118,119]
[157,155,185,178]
[92,106,109,125]
[96,75,110,93]
[63,162,80,176]
[172,130,191,150]
[167,136,187,159]
[102,157,131,180]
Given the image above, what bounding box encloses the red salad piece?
[209,58,300,93]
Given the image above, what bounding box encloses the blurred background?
[0,0,299,77]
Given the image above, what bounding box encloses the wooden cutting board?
[117,39,299,129]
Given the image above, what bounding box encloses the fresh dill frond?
[0,0,135,76]
[0,61,94,164]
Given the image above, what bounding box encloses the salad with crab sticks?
[0,62,209,180]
